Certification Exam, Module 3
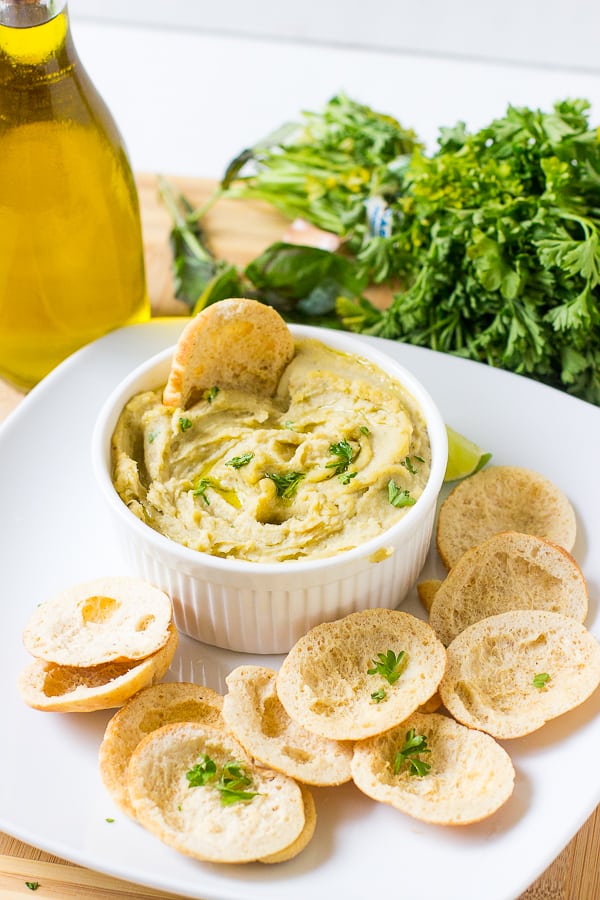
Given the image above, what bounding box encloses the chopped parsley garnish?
[339,470,358,485]
[204,386,220,403]
[105,817,115,823]
[533,672,551,690]
[326,438,355,475]
[25,883,40,892]
[216,761,259,806]
[186,756,258,805]
[394,728,432,777]
[193,478,213,504]
[264,470,305,499]
[186,754,217,787]
[388,479,416,508]
[371,689,387,703]
[368,649,408,685]
[359,425,370,435]
[400,454,425,475]
[148,430,159,444]
[226,452,254,469]
[178,416,193,432]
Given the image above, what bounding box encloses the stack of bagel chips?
[18,575,178,713]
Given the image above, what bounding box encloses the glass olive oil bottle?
[0,0,150,389]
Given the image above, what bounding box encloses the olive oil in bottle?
[0,0,150,389]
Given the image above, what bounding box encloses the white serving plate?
[1,319,598,900]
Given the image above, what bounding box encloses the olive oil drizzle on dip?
[111,338,431,563]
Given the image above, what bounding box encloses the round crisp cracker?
[276,609,446,741]
[163,297,295,408]
[223,665,353,786]
[259,784,317,864]
[18,623,178,714]
[429,531,588,646]
[100,680,224,816]
[23,576,173,667]
[127,721,306,863]
[436,466,577,570]
[351,712,515,825]
[439,610,600,739]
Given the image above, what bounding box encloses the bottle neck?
[0,0,73,75]
[0,1,67,28]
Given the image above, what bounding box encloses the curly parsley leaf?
[193,478,213,504]
[388,480,416,508]
[186,754,217,787]
[226,452,254,469]
[394,728,432,777]
[326,438,356,475]
[216,761,258,806]
[264,470,305,499]
[368,649,408,685]
[533,672,551,690]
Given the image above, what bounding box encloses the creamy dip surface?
[111,338,431,563]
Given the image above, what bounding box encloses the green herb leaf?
[186,754,218,787]
[394,728,432,777]
[204,386,220,403]
[216,761,258,806]
[264,470,306,499]
[533,672,551,689]
[388,480,416,508]
[25,883,40,891]
[192,478,213,505]
[371,688,387,703]
[339,470,358,485]
[226,452,255,469]
[178,417,193,432]
[368,649,408,684]
[326,438,356,475]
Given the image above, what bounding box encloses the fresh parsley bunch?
[162,97,600,405]
[370,99,600,404]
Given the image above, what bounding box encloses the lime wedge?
[444,425,492,482]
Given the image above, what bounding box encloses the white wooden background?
[67,0,600,179]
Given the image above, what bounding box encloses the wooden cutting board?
[0,173,598,900]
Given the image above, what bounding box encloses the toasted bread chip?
[127,722,306,863]
[416,579,442,614]
[259,783,317,864]
[23,576,173,667]
[163,298,295,408]
[351,712,515,825]
[439,610,600,738]
[436,466,577,570]
[18,623,178,713]
[276,609,446,741]
[223,666,353,786]
[100,680,224,816]
[429,531,588,646]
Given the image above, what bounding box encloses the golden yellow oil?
[0,3,150,389]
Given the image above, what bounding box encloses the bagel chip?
[351,712,515,825]
[259,784,317,864]
[436,466,577,569]
[223,666,353,785]
[277,609,446,741]
[429,531,588,646]
[23,576,173,667]
[127,722,306,863]
[163,298,295,408]
[440,610,600,738]
[100,681,224,816]
[18,623,178,713]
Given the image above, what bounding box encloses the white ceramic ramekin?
[92,324,447,654]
